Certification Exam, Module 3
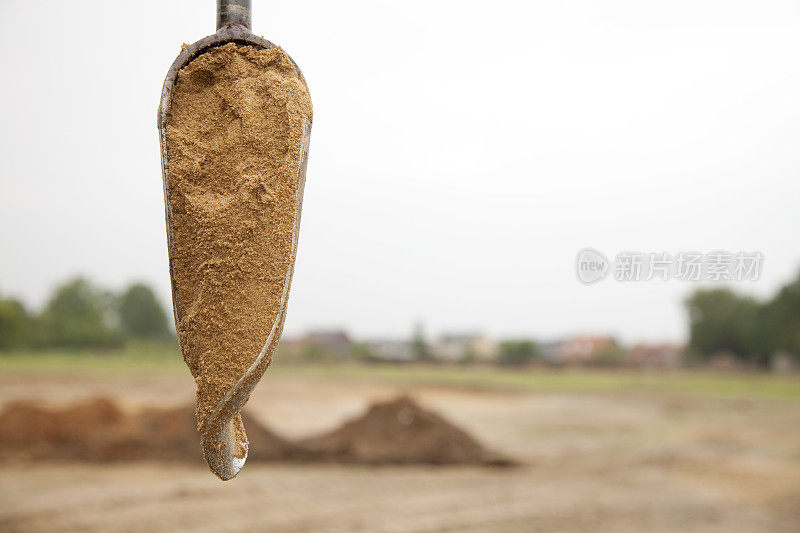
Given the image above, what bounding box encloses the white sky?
[1,0,799,344]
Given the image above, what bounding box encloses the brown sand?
[299,396,514,465]
[3,380,799,533]
[0,398,294,463]
[0,397,510,466]
[163,42,312,462]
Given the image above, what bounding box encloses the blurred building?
[431,333,498,362]
[364,340,415,362]
[629,343,684,368]
[305,329,352,357]
[557,335,617,365]
[538,340,564,365]
[281,329,352,358]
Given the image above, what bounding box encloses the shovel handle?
[217,0,251,31]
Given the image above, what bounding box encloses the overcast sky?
[1,0,799,344]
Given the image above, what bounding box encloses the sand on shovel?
[163,42,312,478]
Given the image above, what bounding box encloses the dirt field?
[1,366,799,532]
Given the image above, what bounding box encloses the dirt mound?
[0,398,294,463]
[0,397,127,461]
[0,396,515,466]
[299,395,514,465]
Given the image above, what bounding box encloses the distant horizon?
[4,265,799,347]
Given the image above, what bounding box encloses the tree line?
[2,268,798,363]
[686,268,800,366]
[0,278,173,350]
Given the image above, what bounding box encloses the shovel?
[157,0,311,480]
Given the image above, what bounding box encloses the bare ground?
[0,369,798,532]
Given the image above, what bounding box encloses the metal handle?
[217,0,251,30]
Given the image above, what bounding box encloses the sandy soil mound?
[0,398,294,463]
[0,396,514,466]
[299,395,514,465]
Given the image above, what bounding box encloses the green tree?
[760,270,800,362]
[685,288,761,364]
[119,283,171,341]
[410,322,431,361]
[498,340,539,365]
[41,277,122,349]
[0,296,33,350]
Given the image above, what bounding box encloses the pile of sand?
[0,398,293,463]
[299,396,512,466]
[0,396,512,466]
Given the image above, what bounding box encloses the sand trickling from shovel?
[164,42,312,467]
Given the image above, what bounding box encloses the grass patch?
[1,349,798,401]
[270,363,800,402]
[0,344,184,374]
